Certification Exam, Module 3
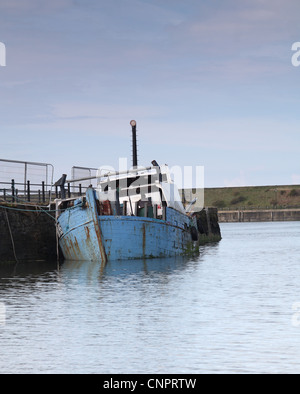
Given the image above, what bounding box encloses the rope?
[0,200,84,219]
[4,209,19,264]
[0,204,57,221]
[0,193,56,217]
[1,196,84,267]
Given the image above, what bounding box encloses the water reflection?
[60,241,221,279]
[62,255,192,277]
[0,260,57,276]
[0,255,203,307]
[0,261,59,290]
[0,244,221,293]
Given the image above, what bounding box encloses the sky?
[0,0,299,188]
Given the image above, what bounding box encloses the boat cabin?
[55,162,187,223]
[95,163,186,219]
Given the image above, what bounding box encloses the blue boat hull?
[57,189,198,263]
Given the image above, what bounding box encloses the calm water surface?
[1,221,300,374]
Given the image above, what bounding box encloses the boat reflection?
[60,255,194,280]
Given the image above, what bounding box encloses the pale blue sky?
[0,0,299,187]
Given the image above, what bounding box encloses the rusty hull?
[57,188,198,263]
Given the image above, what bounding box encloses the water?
[0,221,300,374]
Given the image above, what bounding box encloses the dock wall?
[218,208,300,223]
[0,206,57,263]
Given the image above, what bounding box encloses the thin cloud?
[291,174,300,185]
[0,0,73,13]
[223,171,249,187]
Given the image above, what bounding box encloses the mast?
[130,120,138,168]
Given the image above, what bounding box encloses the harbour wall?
[218,208,300,223]
[0,205,57,263]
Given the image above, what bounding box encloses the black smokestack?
[130,120,138,168]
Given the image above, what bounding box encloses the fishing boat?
[55,121,216,264]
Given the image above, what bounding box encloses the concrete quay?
[218,208,300,223]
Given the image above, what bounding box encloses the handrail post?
[27,180,30,202]
[42,181,45,203]
[11,179,15,203]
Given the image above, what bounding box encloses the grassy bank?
[205,185,300,210]
[183,185,300,210]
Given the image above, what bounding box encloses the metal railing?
[0,179,53,203]
[71,166,98,192]
[0,159,54,204]
[0,161,102,204]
